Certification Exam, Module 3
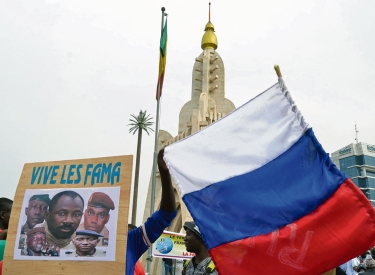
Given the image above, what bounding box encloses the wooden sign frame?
[3,155,132,275]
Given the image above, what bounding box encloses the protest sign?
[3,155,132,274]
[153,231,194,260]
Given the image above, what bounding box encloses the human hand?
[157,148,168,172]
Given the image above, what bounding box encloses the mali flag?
[156,18,167,100]
[156,20,168,100]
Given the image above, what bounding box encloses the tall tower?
[168,4,235,142]
[140,5,235,273]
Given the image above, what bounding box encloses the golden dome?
[201,21,218,50]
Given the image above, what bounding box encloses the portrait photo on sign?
[13,187,120,261]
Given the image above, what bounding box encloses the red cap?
[88,192,115,210]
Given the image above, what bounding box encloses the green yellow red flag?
[156,18,167,100]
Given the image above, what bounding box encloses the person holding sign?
[126,149,177,275]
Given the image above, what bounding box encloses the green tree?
[128,110,154,225]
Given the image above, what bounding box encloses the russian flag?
[164,78,375,274]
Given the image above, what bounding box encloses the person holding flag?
[162,66,375,274]
[126,8,173,275]
[126,148,176,275]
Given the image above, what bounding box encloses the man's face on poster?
[46,195,84,239]
[27,232,46,254]
[83,206,110,233]
[25,200,48,228]
[72,234,99,255]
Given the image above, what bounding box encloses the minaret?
[140,4,235,273]
[168,3,235,144]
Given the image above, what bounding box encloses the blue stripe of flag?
[182,129,346,250]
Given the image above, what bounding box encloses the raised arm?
[157,148,176,212]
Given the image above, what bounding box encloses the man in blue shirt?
[126,149,177,275]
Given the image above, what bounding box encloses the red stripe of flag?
[210,179,375,275]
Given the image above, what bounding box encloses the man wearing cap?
[34,190,84,249]
[21,227,58,256]
[22,194,50,234]
[22,227,47,256]
[126,149,177,275]
[67,229,105,257]
[77,192,114,246]
[19,194,50,251]
[182,221,217,275]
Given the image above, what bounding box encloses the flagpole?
[146,7,165,275]
[274,64,282,77]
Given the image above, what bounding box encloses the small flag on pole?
[163,77,375,274]
[156,18,167,100]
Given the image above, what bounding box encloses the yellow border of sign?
[3,155,132,275]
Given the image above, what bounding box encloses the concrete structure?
[140,12,236,274]
[331,142,375,206]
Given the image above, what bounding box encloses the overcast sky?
[1,0,374,224]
